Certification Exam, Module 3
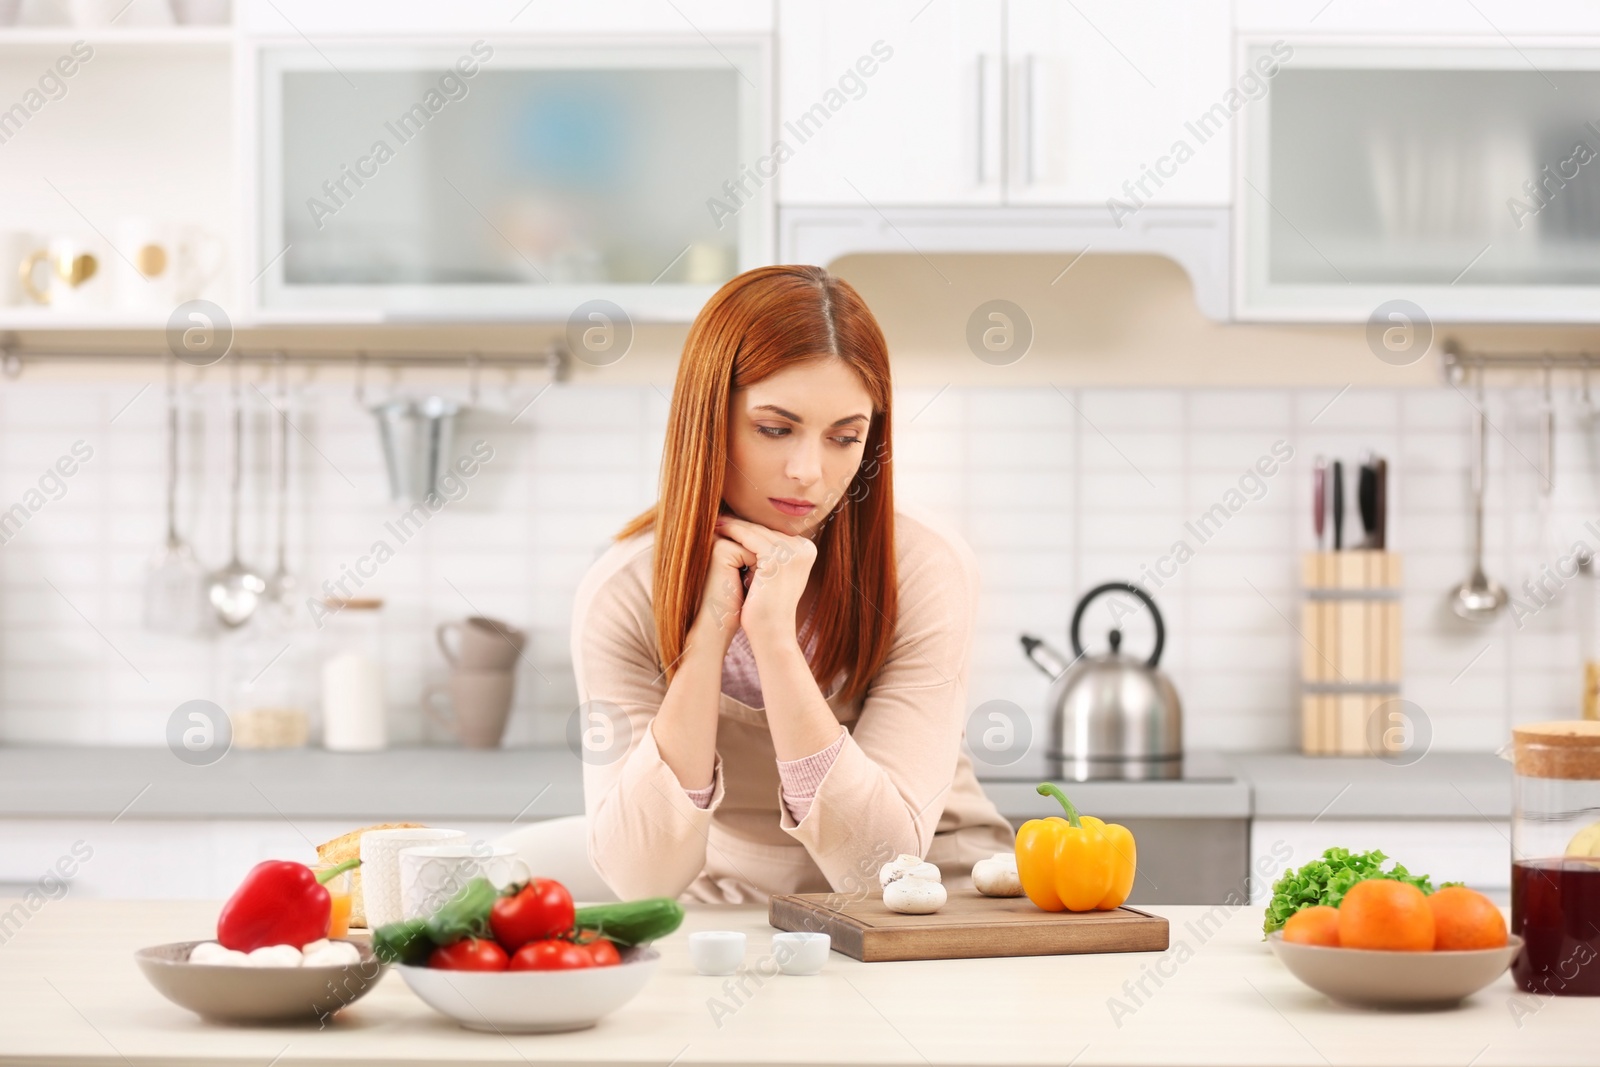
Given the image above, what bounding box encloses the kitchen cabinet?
[245,37,771,322]
[1236,39,1600,321]
[1250,819,1513,903]
[777,0,1231,208]
[774,0,1234,321]
[775,0,1003,206]
[0,819,518,900]
[1235,0,1600,37]
[1003,0,1232,207]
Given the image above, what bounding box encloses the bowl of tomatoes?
[377,875,682,1033]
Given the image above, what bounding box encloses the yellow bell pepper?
[1015,783,1137,912]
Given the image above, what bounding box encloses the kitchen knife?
[1374,457,1388,550]
[1313,456,1327,550]
[1358,456,1378,549]
[1331,460,1344,550]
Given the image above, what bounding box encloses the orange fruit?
[1338,879,1435,951]
[1282,905,1341,947]
[1427,886,1507,951]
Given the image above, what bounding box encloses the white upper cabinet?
[1004,0,1232,206]
[776,0,1003,206]
[1237,40,1600,321]
[777,0,1231,208]
[1235,0,1600,36]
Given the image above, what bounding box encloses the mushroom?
[244,943,303,967]
[883,876,947,914]
[189,941,250,966]
[972,852,1024,897]
[878,853,941,888]
[302,939,362,967]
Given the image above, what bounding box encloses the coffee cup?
[423,669,515,749]
[399,842,531,921]
[436,616,526,671]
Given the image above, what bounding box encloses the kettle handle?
[1069,581,1165,668]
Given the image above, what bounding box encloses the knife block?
[1300,551,1402,756]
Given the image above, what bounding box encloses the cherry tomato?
[509,939,594,971]
[490,879,576,954]
[583,938,622,967]
[428,937,509,971]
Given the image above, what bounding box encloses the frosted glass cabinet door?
[252,41,769,320]
[1238,42,1600,321]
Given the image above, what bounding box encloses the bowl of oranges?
[1268,881,1520,1009]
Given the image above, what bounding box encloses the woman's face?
[723,357,875,538]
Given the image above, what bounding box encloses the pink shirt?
[682,611,843,822]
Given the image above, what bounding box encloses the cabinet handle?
[975,53,987,184]
[1022,53,1036,186]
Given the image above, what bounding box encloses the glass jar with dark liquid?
[1510,721,1600,995]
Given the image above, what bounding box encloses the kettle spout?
[1020,634,1074,682]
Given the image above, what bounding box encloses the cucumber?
[371,917,432,965]
[573,898,685,946]
[424,876,498,945]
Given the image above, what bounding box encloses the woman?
[570,264,1015,904]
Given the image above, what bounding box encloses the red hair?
[616,265,896,705]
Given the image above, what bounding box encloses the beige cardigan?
[570,506,1017,904]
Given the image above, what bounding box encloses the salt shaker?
[320,597,386,751]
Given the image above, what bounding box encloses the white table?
[0,899,1588,1066]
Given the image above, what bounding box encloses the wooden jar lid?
[1512,721,1600,779]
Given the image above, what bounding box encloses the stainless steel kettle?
[1020,581,1183,781]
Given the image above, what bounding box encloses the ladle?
[206,362,266,628]
[1450,369,1507,622]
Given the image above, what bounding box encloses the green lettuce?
[1262,847,1446,936]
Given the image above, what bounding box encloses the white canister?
[320,597,386,751]
[359,827,468,930]
[399,843,531,921]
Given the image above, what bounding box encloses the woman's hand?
[713,515,817,649]
[692,532,757,653]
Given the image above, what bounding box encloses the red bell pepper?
[216,857,359,952]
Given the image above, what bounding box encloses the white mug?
[0,231,34,306]
[399,843,531,921]
[111,218,226,312]
[359,827,467,929]
[19,237,104,311]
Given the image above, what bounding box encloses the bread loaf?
[316,822,424,928]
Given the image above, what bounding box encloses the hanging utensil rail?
[1442,339,1600,384]
[0,343,568,380]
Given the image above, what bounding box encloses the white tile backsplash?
[0,380,1592,755]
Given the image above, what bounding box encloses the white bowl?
[772,931,830,975]
[1268,932,1523,1009]
[397,946,660,1032]
[688,931,745,975]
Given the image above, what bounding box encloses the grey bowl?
[135,940,387,1024]
[1268,932,1522,1009]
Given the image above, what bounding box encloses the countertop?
[0,898,1581,1067]
[0,745,1510,823]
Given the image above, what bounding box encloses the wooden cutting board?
[768,886,1169,962]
